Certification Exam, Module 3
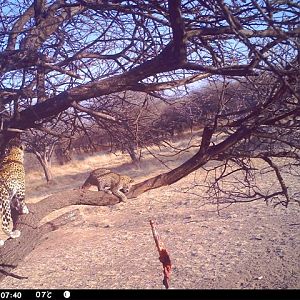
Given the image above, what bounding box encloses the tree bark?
[0,189,119,282]
[33,151,53,183]
[127,146,141,170]
[39,158,53,183]
[128,125,252,198]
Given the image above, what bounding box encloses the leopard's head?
[121,178,134,193]
[4,143,25,162]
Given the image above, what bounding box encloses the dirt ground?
[1,170,299,289]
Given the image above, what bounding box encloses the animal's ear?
[19,144,26,151]
[130,179,134,183]
[7,137,23,149]
[3,147,9,156]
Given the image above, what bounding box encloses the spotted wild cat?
[0,142,29,246]
[81,168,134,202]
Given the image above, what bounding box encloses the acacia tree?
[169,77,300,206]
[0,0,299,280]
[69,91,162,168]
[24,130,57,182]
[23,117,73,182]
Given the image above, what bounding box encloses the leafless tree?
[0,0,299,279]
[68,91,163,168]
[169,76,300,208]
[23,118,72,182]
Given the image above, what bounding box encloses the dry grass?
[25,135,200,203]
[25,133,300,208]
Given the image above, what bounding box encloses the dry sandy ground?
[0,145,300,289]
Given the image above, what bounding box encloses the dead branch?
[0,128,26,133]
[128,125,253,198]
[150,220,172,289]
[262,157,290,207]
[71,101,120,123]
[131,73,211,92]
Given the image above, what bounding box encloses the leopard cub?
[81,168,134,202]
[0,143,29,246]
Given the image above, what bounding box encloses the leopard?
[81,168,134,202]
[0,142,29,246]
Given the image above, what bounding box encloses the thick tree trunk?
[127,147,141,170]
[0,190,119,282]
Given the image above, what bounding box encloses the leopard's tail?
[112,189,127,202]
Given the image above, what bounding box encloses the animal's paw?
[21,205,29,214]
[10,230,21,239]
[0,240,4,247]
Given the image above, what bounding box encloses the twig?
[149,220,172,289]
[0,268,28,280]
[0,128,25,133]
